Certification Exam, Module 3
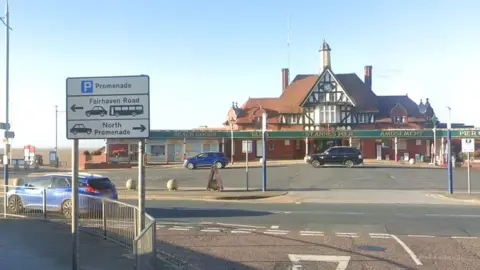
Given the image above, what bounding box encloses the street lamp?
[446,106,453,194]
[431,115,438,166]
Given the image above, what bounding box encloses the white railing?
[0,184,156,269]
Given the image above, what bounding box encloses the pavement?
[0,218,134,270]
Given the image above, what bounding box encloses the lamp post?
[262,111,267,192]
[2,0,11,199]
[446,106,453,194]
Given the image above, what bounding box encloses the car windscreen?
[87,178,113,189]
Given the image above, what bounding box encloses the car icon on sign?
[85,106,107,117]
[70,124,92,135]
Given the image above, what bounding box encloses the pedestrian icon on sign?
[81,80,93,93]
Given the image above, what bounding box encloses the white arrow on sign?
[288,254,351,270]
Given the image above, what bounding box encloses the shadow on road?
[146,207,272,219]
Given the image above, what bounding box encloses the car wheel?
[311,160,322,168]
[115,112,119,117]
[8,195,23,214]
[214,161,223,169]
[100,112,105,117]
[86,112,91,117]
[344,160,354,168]
[62,199,72,219]
[86,130,92,134]
[72,130,77,135]
[186,163,195,170]
[132,112,137,117]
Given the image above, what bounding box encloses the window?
[285,140,290,146]
[269,143,275,151]
[351,139,361,150]
[203,144,211,152]
[291,116,297,124]
[150,145,165,156]
[397,139,407,150]
[198,153,208,158]
[296,140,301,151]
[319,105,337,123]
[51,177,70,188]
[393,116,405,124]
[27,176,52,188]
[357,114,365,123]
[327,148,340,155]
[416,140,422,146]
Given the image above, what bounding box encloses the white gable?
[302,69,355,106]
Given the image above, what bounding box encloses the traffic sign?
[242,140,252,153]
[66,75,150,139]
[462,138,475,152]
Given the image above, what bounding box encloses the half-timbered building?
[223,41,442,160]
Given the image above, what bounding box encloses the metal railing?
[0,184,156,269]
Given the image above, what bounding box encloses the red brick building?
[223,41,442,160]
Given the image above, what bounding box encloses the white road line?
[270,225,279,229]
[301,231,324,234]
[215,222,266,229]
[451,236,478,239]
[369,233,390,237]
[426,214,480,218]
[391,234,423,266]
[335,232,358,238]
[231,230,251,234]
[407,235,435,238]
[156,225,165,228]
[200,229,221,233]
[266,229,289,233]
[264,231,288,235]
[370,236,391,239]
[300,233,325,236]
[168,227,190,231]
[232,228,256,231]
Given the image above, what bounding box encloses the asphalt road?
[148,200,480,269]
[89,164,480,192]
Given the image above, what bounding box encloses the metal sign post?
[462,138,475,194]
[138,139,146,235]
[242,140,252,191]
[261,112,267,192]
[71,139,79,270]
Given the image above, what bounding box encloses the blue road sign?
[4,131,14,139]
[81,80,93,93]
[0,123,10,130]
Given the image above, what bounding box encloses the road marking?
[169,227,190,231]
[335,232,358,238]
[300,233,325,236]
[426,214,480,218]
[301,231,324,234]
[288,254,350,270]
[264,230,289,235]
[369,233,391,239]
[407,235,435,238]
[231,230,251,234]
[451,236,478,239]
[215,222,266,229]
[200,229,221,233]
[270,225,279,229]
[390,234,423,266]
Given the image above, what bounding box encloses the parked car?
[6,173,118,218]
[183,152,229,170]
[306,146,363,168]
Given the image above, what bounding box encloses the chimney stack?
[364,65,372,89]
[281,68,290,92]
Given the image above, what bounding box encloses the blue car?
[183,152,229,170]
[6,173,118,218]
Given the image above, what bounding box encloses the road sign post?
[462,138,475,194]
[242,140,252,191]
[66,75,150,268]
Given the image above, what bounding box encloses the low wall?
[83,162,132,170]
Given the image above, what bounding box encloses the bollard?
[167,179,178,191]
[125,179,137,190]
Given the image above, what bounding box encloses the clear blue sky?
[2,0,479,148]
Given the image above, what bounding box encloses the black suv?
[306,146,363,168]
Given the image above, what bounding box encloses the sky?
[1,0,479,149]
